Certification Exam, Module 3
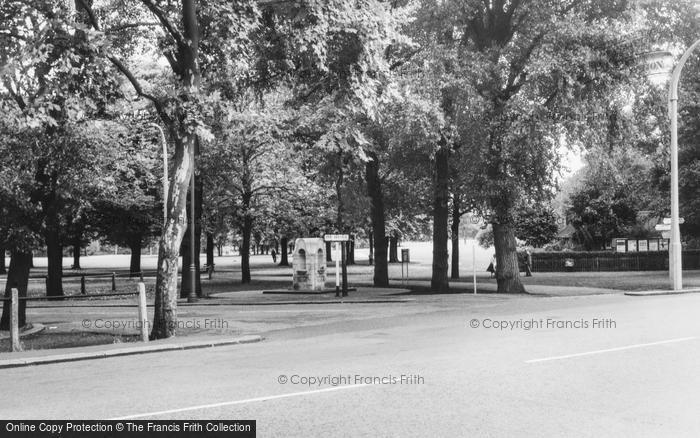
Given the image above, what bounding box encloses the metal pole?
[403,259,406,285]
[149,123,168,227]
[670,95,680,289]
[188,140,197,303]
[341,241,348,297]
[666,39,700,290]
[473,241,477,294]
[335,242,340,297]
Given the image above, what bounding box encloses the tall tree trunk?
[279,236,289,266]
[0,250,31,330]
[217,243,223,257]
[0,247,6,274]
[152,130,196,339]
[148,0,202,339]
[493,220,525,293]
[347,239,355,265]
[45,227,63,297]
[451,194,461,279]
[431,147,450,292]
[241,214,252,283]
[72,235,81,270]
[366,153,388,285]
[206,232,214,272]
[389,235,399,263]
[194,139,203,296]
[129,234,142,277]
[326,241,333,262]
[180,169,202,297]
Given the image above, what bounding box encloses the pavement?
[625,287,700,296]
[397,279,621,297]
[0,335,262,369]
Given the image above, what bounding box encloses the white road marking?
[526,337,696,363]
[234,309,351,313]
[109,384,370,420]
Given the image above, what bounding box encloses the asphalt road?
[2,293,699,437]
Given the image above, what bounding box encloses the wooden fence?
[531,251,700,272]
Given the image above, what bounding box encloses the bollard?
[111,272,116,292]
[81,275,86,295]
[45,275,49,295]
[137,282,149,342]
[139,271,144,282]
[10,288,21,352]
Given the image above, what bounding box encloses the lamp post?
[643,40,700,290]
[188,140,197,303]
[149,123,168,227]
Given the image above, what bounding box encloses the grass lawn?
[0,330,138,353]
[3,241,693,297]
[519,270,700,291]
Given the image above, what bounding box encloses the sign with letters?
[323,234,350,242]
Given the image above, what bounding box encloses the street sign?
[324,234,350,242]
[640,50,674,87]
[655,224,672,231]
[662,217,685,225]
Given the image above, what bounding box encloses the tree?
[74,0,269,338]
[409,0,641,292]
[92,120,162,276]
[0,0,124,300]
[431,139,451,291]
[0,108,41,329]
[513,204,559,248]
[203,103,298,284]
[567,147,661,250]
[0,249,5,275]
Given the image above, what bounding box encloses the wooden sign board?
[324,234,350,242]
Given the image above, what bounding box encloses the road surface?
[2,292,699,437]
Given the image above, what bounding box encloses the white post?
[472,242,477,295]
[10,288,21,352]
[137,282,149,342]
[335,243,340,290]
